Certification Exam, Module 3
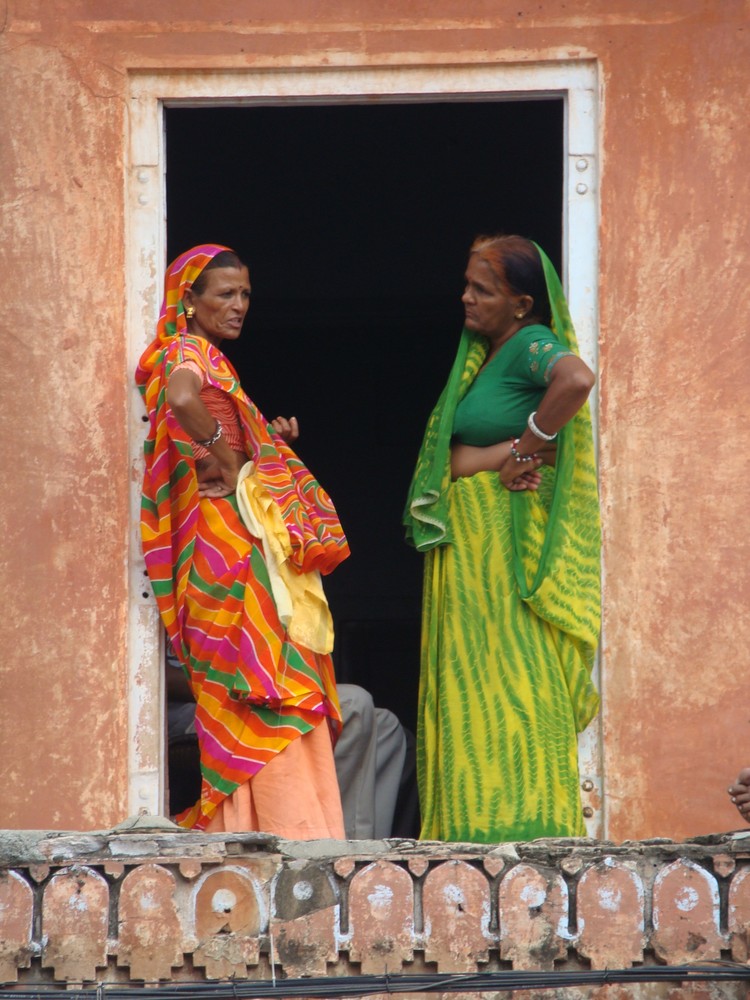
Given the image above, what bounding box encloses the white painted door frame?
[125,61,602,831]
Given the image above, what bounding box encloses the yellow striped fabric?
[418,472,591,843]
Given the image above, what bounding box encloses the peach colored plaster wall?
[0,0,748,839]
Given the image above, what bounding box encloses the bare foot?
[728,767,750,823]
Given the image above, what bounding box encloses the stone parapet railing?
[1,820,750,995]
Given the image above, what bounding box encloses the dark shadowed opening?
[166,100,563,733]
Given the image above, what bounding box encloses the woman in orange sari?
[137,244,350,836]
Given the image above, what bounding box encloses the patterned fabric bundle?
[404,243,601,843]
[136,245,350,830]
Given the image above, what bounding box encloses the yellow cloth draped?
[236,462,335,656]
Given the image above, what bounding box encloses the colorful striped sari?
[136,245,350,831]
[404,245,601,843]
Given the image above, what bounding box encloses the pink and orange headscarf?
[136,243,232,384]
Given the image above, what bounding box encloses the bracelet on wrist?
[194,420,223,448]
[527,410,557,442]
[510,439,539,463]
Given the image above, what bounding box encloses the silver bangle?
[194,420,223,448]
[527,411,557,442]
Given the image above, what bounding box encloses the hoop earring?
[185,306,196,319]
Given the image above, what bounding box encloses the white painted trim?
[126,101,167,819]
[126,60,601,829]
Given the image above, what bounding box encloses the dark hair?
[469,235,551,327]
[191,250,247,295]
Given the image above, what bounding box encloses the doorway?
[165,99,564,731]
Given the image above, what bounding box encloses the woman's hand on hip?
[499,453,543,491]
[196,452,243,498]
[198,474,237,499]
[272,415,299,444]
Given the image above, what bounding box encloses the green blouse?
[452,324,573,446]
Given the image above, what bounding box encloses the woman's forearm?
[512,355,595,457]
[166,370,243,477]
[167,371,220,442]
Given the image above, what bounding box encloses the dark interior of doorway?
[166,100,563,734]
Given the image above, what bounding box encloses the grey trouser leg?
[373,706,407,838]
[335,684,406,839]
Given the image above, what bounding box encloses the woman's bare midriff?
[450,440,556,480]
[450,440,512,480]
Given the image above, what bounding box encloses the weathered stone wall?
[2,827,750,996]
[0,2,748,840]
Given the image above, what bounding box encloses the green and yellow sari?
[404,246,601,843]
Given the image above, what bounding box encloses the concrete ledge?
[1,827,750,991]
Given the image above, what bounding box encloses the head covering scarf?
[404,242,600,729]
[139,243,232,361]
[136,244,350,652]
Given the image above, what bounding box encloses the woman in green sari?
[404,235,601,843]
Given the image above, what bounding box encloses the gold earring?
[185,306,196,319]
[515,311,525,320]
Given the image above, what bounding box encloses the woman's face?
[461,255,526,341]
[184,266,251,346]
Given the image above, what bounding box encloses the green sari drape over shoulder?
[404,246,601,843]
